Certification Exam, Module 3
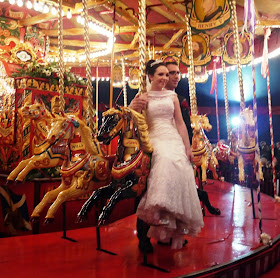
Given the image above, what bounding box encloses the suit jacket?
[177,94,193,143]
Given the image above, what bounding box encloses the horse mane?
[103,107,153,153]
[75,118,101,155]
[128,108,153,153]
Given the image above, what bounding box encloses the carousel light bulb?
[0,0,4,2]
[43,4,49,13]
[106,77,109,81]
[37,1,43,12]
[77,15,81,23]
[51,6,57,15]
[26,0,32,9]
[66,9,72,19]
[17,0,23,7]
[9,0,16,4]
[34,0,39,11]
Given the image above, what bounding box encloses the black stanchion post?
[61,202,77,242]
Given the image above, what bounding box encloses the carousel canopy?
[1,0,280,68]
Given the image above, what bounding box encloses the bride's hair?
[145,60,166,91]
[146,59,166,76]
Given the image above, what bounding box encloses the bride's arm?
[129,93,149,113]
[173,96,193,162]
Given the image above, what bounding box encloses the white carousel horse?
[236,108,263,183]
[191,114,218,183]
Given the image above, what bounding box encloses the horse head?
[21,101,52,120]
[97,106,124,145]
[191,114,212,133]
[46,116,79,145]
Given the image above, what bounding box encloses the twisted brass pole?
[230,0,245,111]
[186,15,197,115]
[83,0,94,132]
[58,0,65,112]
[222,60,231,140]
[138,0,146,95]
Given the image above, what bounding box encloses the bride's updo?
[146,59,166,77]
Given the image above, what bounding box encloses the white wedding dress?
[136,90,204,249]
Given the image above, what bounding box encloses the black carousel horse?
[77,106,153,225]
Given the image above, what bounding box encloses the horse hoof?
[76,214,87,223]
[5,179,12,185]
[30,216,40,223]
[97,217,106,226]
[44,218,55,224]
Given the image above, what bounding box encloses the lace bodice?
[146,90,177,138]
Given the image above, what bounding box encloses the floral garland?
[11,61,86,87]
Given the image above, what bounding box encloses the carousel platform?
[1,180,280,278]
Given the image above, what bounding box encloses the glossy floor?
[1,180,280,278]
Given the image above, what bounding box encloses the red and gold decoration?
[190,0,231,30]
[160,53,180,65]
[181,33,211,66]
[128,67,140,89]
[194,66,208,83]
[223,31,252,65]
[112,64,123,88]
[0,61,20,172]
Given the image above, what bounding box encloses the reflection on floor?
[0,180,280,278]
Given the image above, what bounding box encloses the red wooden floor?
[1,180,280,278]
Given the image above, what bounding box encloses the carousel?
[1,0,280,277]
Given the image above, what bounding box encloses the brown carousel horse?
[236,108,263,183]
[77,106,153,225]
[190,114,218,183]
[29,115,112,222]
[7,102,59,182]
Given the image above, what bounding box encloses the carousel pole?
[96,60,99,128]
[138,0,146,96]
[109,3,116,108]
[83,0,94,133]
[58,0,65,112]
[267,67,277,197]
[230,0,245,111]
[185,15,197,116]
[243,0,269,242]
[222,60,231,140]
[121,55,127,107]
[262,28,277,200]
[250,18,263,237]
[108,4,116,155]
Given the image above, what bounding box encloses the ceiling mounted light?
[66,9,72,19]
[26,0,32,9]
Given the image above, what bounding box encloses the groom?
[129,61,220,253]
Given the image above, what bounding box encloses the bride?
[136,60,204,249]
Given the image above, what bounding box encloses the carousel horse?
[236,108,263,183]
[30,115,112,222]
[21,101,56,149]
[77,106,153,225]
[7,102,59,182]
[190,114,219,183]
[213,129,238,165]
